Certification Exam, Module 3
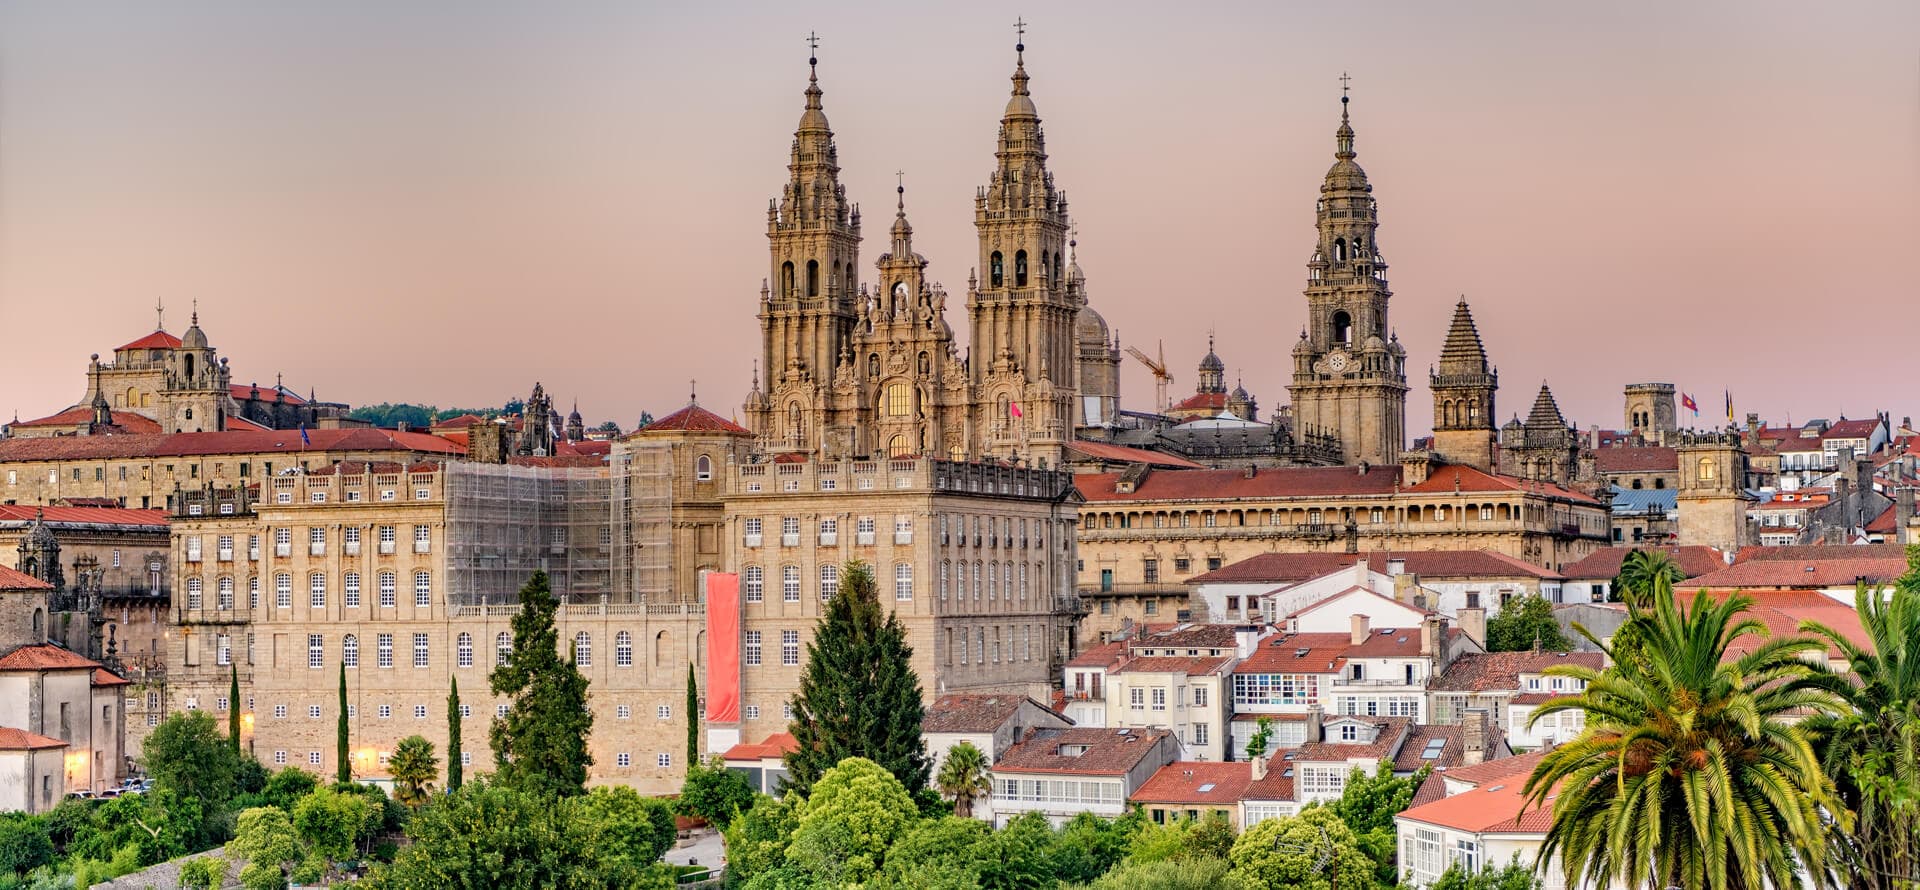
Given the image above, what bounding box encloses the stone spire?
[1436,298,1490,375]
[1527,383,1568,428]
[1429,298,1498,471]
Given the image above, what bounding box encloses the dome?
[1198,349,1225,373]
[1231,384,1251,401]
[23,512,57,550]
[181,312,209,349]
[1075,305,1110,345]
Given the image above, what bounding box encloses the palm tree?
[1613,549,1685,604]
[1798,550,1920,890]
[1523,583,1844,890]
[936,741,993,819]
[388,735,440,809]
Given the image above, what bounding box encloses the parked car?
[65,791,93,801]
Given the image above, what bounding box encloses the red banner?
[704,572,741,723]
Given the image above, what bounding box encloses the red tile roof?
[9,406,164,433]
[1391,724,1465,772]
[721,732,798,761]
[1131,761,1253,805]
[0,565,53,590]
[1431,651,1604,693]
[1398,760,1554,834]
[1290,719,1409,763]
[1823,418,1881,441]
[1865,503,1900,534]
[1735,543,1908,563]
[1076,465,1403,503]
[117,330,182,351]
[1192,550,1560,585]
[1130,624,1243,651]
[924,694,1053,733]
[0,728,68,751]
[92,667,131,687]
[1686,589,1870,660]
[1066,638,1130,669]
[994,727,1174,775]
[1557,546,1728,580]
[0,428,464,462]
[228,384,307,405]
[1403,465,1600,505]
[1591,446,1678,474]
[1234,632,1354,674]
[0,506,171,527]
[1686,558,1909,590]
[1243,764,1296,801]
[0,644,104,672]
[1170,392,1229,414]
[1110,655,1232,676]
[638,404,752,436]
[223,415,273,432]
[1439,749,1551,788]
[1067,440,1204,470]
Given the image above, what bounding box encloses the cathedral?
[742,41,1116,470]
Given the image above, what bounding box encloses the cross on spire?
[690,379,698,406]
[1014,17,1026,53]
[1339,71,1352,99]
[155,297,165,331]
[806,30,819,65]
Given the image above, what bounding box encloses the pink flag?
[1009,402,1023,419]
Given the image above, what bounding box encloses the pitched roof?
[720,732,798,761]
[0,428,464,462]
[1234,632,1355,674]
[1402,465,1599,505]
[1591,446,1678,474]
[1170,392,1229,414]
[1066,440,1204,470]
[92,667,132,687]
[1391,723,1465,772]
[1192,550,1560,585]
[1131,623,1243,650]
[228,384,307,405]
[1243,765,1297,802]
[994,727,1173,776]
[637,404,752,436]
[1066,638,1130,669]
[0,505,171,527]
[0,565,53,591]
[1557,546,1728,581]
[923,694,1048,733]
[1110,655,1232,676]
[0,728,67,751]
[1435,298,1491,373]
[1398,762,1554,834]
[1290,719,1409,763]
[1131,761,1253,805]
[1734,543,1908,563]
[9,406,164,433]
[1686,558,1910,590]
[117,330,182,351]
[1075,464,1403,503]
[1525,384,1568,428]
[1686,589,1870,660]
[1430,651,1604,693]
[1824,418,1881,440]
[0,644,104,672]
[1439,749,1552,787]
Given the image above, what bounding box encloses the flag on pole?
[1009,402,1023,419]
[299,423,310,448]
[1725,390,1734,423]
[1682,393,1699,416]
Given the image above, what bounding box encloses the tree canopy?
[1484,594,1574,652]
[786,757,918,885]
[490,570,594,798]
[677,756,756,828]
[143,711,242,845]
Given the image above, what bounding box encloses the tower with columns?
[1429,298,1498,472]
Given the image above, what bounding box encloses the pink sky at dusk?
[2,2,1915,435]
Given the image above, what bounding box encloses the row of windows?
[183,525,431,559]
[943,624,1041,666]
[742,630,803,667]
[182,570,432,610]
[740,515,1052,551]
[1083,504,1528,530]
[288,629,663,670]
[937,560,1042,603]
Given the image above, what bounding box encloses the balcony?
[379,540,396,555]
[414,541,431,554]
[818,532,838,546]
[744,534,763,548]
[275,543,292,557]
[344,542,361,556]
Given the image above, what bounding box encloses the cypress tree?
[228,663,242,755]
[447,676,463,792]
[781,560,929,796]
[336,663,350,783]
[489,570,593,797]
[685,663,699,769]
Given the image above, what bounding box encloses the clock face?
[1327,351,1350,372]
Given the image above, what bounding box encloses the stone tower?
[1286,90,1408,466]
[1675,431,1753,551]
[1068,234,1120,429]
[747,50,863,455]
[846,185,969,458]
[967,38,1076,467]
[1429,298,1498,473]
[16,510,63,593]
[1499,384,1580,485]
[1624,383,1677,443]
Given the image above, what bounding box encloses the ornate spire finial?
[1334,73,1357,160]
[896,169,906,211]
[155,297,165,331]
[1015,17,1026,57]
[190,298,199,327]
[690,379,698,406]
[806,30,819,75]
[1010,18,1030,97]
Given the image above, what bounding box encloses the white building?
[990,727,1178,827]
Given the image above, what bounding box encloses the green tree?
[876,816,992,887]
[786,757,918,885]
[0,814,55,876]
[1429,855,1543,890]
[1484,594,1574,652]
[1226,808,1372,890]
[686,663,700,769]
[389,735,440,809]
[1798,547,1920,890]
[935,741,993,818]
[1244,716,1273,760]
[677,755,756,828]
[1327,760,1429,886]
[227,806,300,890]
[447,676,464,792]
[575,785,677,873]
[1612,548,1685,604]
[783,561,930,796]
[336,663,351,783]
[1082,856,1251,890]
[180,855,230,890]
[723,793,801,884]
[1524,588,1842,890]
[977,811,1058,890]
[262,767,319,811]
[1048,810,1144,884]
[229,663,243,756]
[490,570,593,798]
[143,711,241,845]
[292,785,381,871]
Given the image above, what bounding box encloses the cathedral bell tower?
[748,43,863,455]
[1429,298,1498,472]
[967,31,1076,467]
[848,183,966,458]
[1287,84,1408,466]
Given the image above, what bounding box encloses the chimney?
[1244,464,1256,479]
[396,421,410,433]
[1235,626,1261,659]
[1419,615,1439,657]
[1392,572,1418,604]
[1350,613,1371,646]
[1251,752,1269,781]
[1306,704,1324,743]
[1462,708,1490,766]
[1458,607,1487,649]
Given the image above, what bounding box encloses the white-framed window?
[343,572,360,607]
[308,705,322,719]
[695,454,713,481]
[343,634,359,668]
[496,704,509,718]
[274,527,291,555]
[743,517,762,548]
[744,631,762,666]
[497,632,512,666]
[414,704,428,719]
[656,704,671,720]
[1194,685,1208,707]
[309,573,326,608]
[940,562,950,600]
[217,534,234,561]
[343,527,360,553]
[819,564,839,602]
[379,572,397,607]
[1130,688,1144,709]
[856,516,876,545]
[782,630,800,666]
[414,571,432,607]
[745,705,761,720]
[1152,688,1167,711]
[615,631,633,667]
[216,634,232,666]
[273,704,287,719]
[186,577,203,609]
[782,565,800,602]
[781,516,800,547]
[617,752,632,767]
[273,750,287,764]
[744,566,764,602]
[413,633,429,668]
[249,576,260,609]
[379,525,396,553]
[457,632,474,668]
[460,704,472,718]
[783,703,793,720]
[414,524,431,552]
[1194,723,1209,745]
[308,634,324,669]
[275,573,292,608]
[894,563,913,600]
[616,705,632,719]
[377,633,394,668]
[186,536,203,563]
[574,631,592,666]
[894,516,913,544]
[818,517,837,545]
[309,751,323,765]
[656,753,671,768]
[309,527,326,555]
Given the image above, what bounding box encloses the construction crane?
[1126,340,1174,415]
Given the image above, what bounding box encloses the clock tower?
[1287,86,1407,466]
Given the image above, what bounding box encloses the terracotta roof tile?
[0,565,53,590]
[721,732,798,761]
[0,644,103,672]
[1591,446,1678,474]
[0,728,67,751]
[92,667,131,687]
[1438,749,1550,787]
[0,506,170,527]
[1557,546,1728,580]
[117,330,182,351]
[1392,724,1464,772]
[1130,624,1242,650]
[638,404,752,436]
[1110,655,1232,676]
[1066,440,1204,469]
[1823,419,1881,440]
[1398,763,1553,834]
[1076,465,1403,503]
[1734,543,1908,563]
[1243,765,1296,801]
[1170,392,1229,413]
[1687,558,1909,589]
[994,727,1173,776]
[1066,639,1130,669]
[924,694,1051,733]
[1234,632,1353,674]
[1192,550,1560,585]
[1131,761,1253,805]
[0,428,463,462]
[1402,465,1600,505]
[1289,719,1408,763]
[1431,651,1603,693]
[10,406,164,433]
[227,384,307,405]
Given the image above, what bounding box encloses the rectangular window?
[413,633,429,668]
[894,516,913,544]
[309,705,322,719]
[782,565,801,603]
[745,705,761,720]
[216,635,232,666]
[309,527,326,555]
[894,563,913,600]
[275,574,292,608]
[344,572,360,607]
[1143,559,1159,583]
[308,634,323,669]
[819,564,839,602]
[379,573,397,607]
[782,630,800,666]
[379,525,396,553]
[1152,688,1167,711]
[743,517,762,547]
[617,753,631,768]
[414,524,431,552]
[744,631,762,666]
[377,633,394,668]
[781,516,800,547]
[273,704,287,719]
[616,705,631,719]
[856,516,876,545]
[414,705,428,719]
[657,753,671,769]
[309,574,326,608]
[1130,688,1145,709]
[744,566,764,602]
[657,705,671,720]
[818,517,838,545]
[414,572,432,607]
[1194,686,1208,707]
[1194,723,1208,745]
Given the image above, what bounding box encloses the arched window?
[574,632,592,666]
[1698,457,1718,482]
[885,382,911,417]
[496,632,512,666]
[1333,238,1348,262]
[1014,250,1029,286]
[31,608,44,640]
[1331,310,1353,347]
[343,634,359,668]
[1040,250,1049,279]
[615,631,633,667]
[990,252,1004,287]
[845,264,856,295]
[1054,252,1064,281]
[184,354,196,380]
[806,260,819,296]
[654,630,669,666]
[831,261,841,293]
[184,407,194,421]
[1654,478,1666,489]
[781,261,795,298]
[695,454,713,481]
[217,577,234,610]
[456,632,473,667]
[187,578,203,610]
[887,435,908,458]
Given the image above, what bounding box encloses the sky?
[2,1,1916,435]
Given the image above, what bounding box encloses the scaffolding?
[444,462,616,605]
[609,442,677,603]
